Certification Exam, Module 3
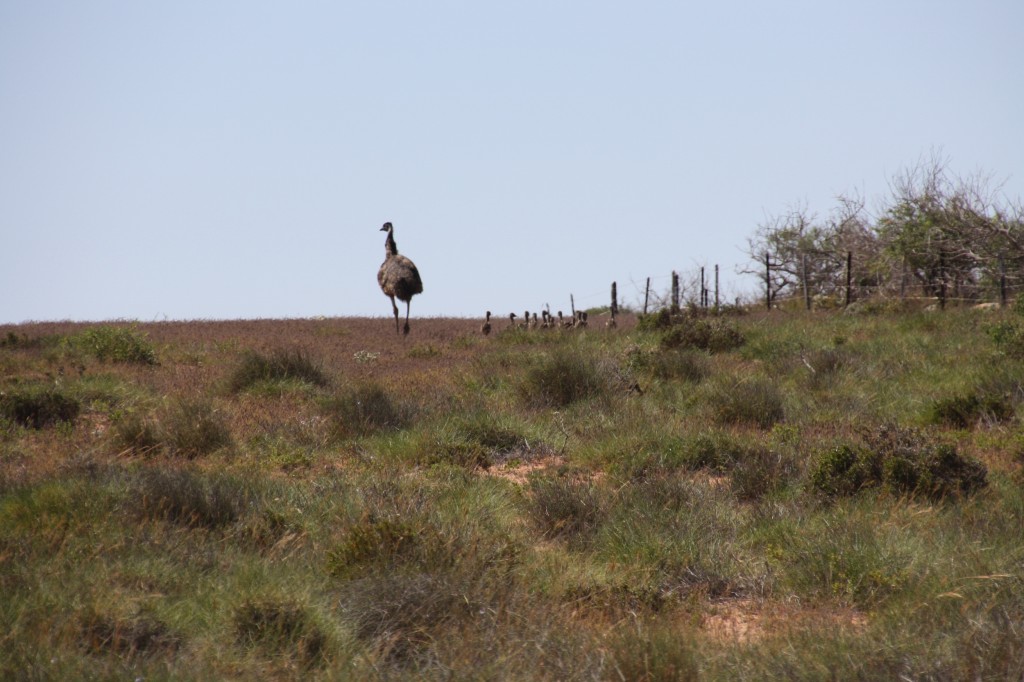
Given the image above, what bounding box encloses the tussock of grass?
[78,608,181,658]
[234,598,327,667]
[710,379,786,428]
[929,391,1015,428]
[161,399,232,458]
[226,348,328,394]
[527,475,608,545]
[133,467,253,529]
[519,349,610,408]
[321,383,410,437]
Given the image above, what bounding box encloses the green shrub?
[710,379,785,428]
[519,349,609,408]
[809,425,987,500]
[68,325,157,365]
[808,444,876,497]
[226,348,329,393]
[162,399,232,458]
[321,383,409,437]
[929,392,1015,428]
[234,599,327,667]
[987,320,1024,358]
[0,384,80,429]
[659,317,745,353]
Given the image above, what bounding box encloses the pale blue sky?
[2,1,1022,323]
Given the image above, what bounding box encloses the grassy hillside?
[2,308,1023,680]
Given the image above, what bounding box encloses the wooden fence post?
[765,252,771,311]
[610,281,618,317]
[643,277,651,316]
[671,271,680,312]
[714,264,720,313]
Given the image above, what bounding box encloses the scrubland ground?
[1,307,1023,680]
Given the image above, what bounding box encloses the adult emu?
[377,222,423,335]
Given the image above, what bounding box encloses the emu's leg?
[390,296,400,334]
[403,301,411,336]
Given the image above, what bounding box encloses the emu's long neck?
[384,229,399,257]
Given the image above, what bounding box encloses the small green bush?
[519,349,609,408]
[809,425,987,500]
[226,348,329,393]
[321,383,409,437]
[659,317,745,353]
[987,320,1024,358]
[0,384,80,429]
[68,325,157,365]
[710,379,785,429]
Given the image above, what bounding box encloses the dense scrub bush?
[66,325,157,365]
[226,348,328,393]
[321,383,409,437]
[234,599,327,667]
[809,424,987,500]
[660,318,745,354]
[929,392,1015,428]
[519,349,609,408]
[162,399,232,458]
[0,384,80,429]
[710,379,785,428]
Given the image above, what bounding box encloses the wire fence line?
[578,249,1024,319]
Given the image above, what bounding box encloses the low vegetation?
[1,310,1022,679]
